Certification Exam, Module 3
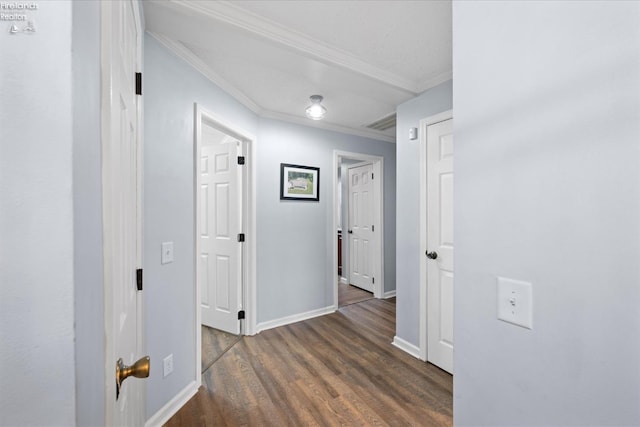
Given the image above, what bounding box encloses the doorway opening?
[194,104,256,385]
[332,151,385,309]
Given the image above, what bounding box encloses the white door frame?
[101,0,144,423]
[194,104,257,387]
[332,150,384,307]
[419,109,453,361]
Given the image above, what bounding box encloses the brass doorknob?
[116,356,150,399]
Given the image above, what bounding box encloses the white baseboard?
[256,305,335,333]
[392,336,421,360]
[145,380,198,427]
[339,276,348,285]
[383,290,396,299]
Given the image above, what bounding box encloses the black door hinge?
[237,156,245,165]
[372,277,375,284]
[136,268,143,291]
[135,72,142,95]
[238,233,245,242]
[238,310,245,320]
[372,173,374,179]
[372,225,375,232]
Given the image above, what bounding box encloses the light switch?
[161,242,174,264]
[497,277,533,329]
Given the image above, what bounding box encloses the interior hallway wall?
[395,80,452,346]
[0,2,76,425]
[453,1,640,424]
[144,34,396,418]
[256,118,396,323]
[143,34,258,418]
[72,1,105,425]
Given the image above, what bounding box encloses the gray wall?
[144,34,258,418]
[0,1,76,424]
[72,1,105,425]
[144,35,396,417]
[256,119,396,323]
[453,1,640,425]
[395,81,452,345]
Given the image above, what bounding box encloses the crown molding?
[147,32,263,115]
[158,0,420,95]
[416,69,453,94]
[148,31,394,144]
[261,110,395,144]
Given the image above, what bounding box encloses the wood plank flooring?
[338,282,374,307]
[201,326,241,373]
[166,298,453,426]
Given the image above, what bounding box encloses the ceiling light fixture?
[305,95,327,120]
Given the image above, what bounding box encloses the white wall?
[453,1,640,425]
[0,2,76,425]
[72,1,105,425]
[256,119,396,323]
[395,81,452,345]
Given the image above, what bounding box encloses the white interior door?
[348,163,374,292]
[102,0,145,425]
[426,118,454,374]
[200,124,241,334]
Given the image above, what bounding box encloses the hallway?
[165,298,453,426]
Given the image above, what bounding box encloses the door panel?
[200,126,241,334]
[103,0,144,424]
[427,118,454,374]
[348,164,374,292]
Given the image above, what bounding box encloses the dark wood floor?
[201,326,241,373]
[338,282,374,307]
[167,297,453,426]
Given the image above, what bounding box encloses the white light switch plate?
[497,277,533,329]
[161,242,174,264]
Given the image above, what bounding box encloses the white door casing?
[332,151,384,307]
[200,124,242,335]
[420,114,454,374]
[348,163,375,293]
[195,105,257,390]
[101,0,145,424]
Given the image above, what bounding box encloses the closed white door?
[200,126,241,334]
[102,0,146,424]
[426,118,454,374]
[348,163,374,292]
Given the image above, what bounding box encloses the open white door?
[102,1,147,425]
[199,123,242,334]
[426,118,454,374]
[348,163,374,293]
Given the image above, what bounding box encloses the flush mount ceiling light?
[305,95,327,120]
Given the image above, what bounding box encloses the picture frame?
[280,163,320,201]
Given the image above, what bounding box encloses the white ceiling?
[143,0,452,143]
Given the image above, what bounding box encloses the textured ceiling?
[143,0,452,142]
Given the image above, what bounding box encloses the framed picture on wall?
[280,163,320,201]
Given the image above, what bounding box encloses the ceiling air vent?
[365,113,396,131]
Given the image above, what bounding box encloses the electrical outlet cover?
[163,354,173,377]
